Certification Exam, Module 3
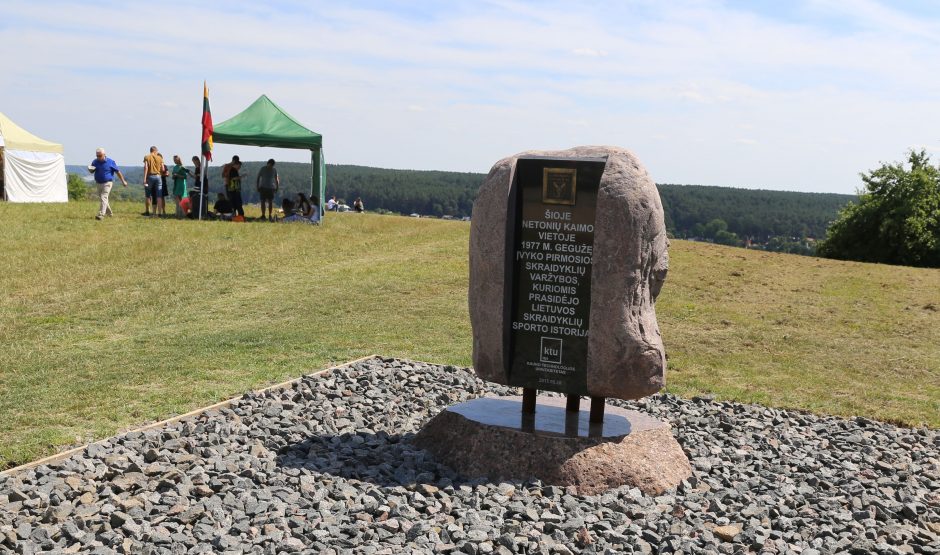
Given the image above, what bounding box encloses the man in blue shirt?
[88,148,128,220]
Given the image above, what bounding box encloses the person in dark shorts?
[223,156,244,217]
[142,146,164,217]
[256,158,280,221]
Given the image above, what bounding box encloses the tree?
[714,229,742,247]
[817,150,940,267]
[703,218,728,239]
[67,173,89,201]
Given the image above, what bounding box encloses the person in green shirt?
[171,155,190,218]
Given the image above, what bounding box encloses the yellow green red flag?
[201,82,213,161]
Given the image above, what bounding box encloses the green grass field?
[1,200,938,468]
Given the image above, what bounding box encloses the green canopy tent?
[212,94,325,217]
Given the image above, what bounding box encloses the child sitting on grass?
[213,192,234,220]
[281,198,306,223]
[296,193,321,224]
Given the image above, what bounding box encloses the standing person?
[191,155,208,218]
[256,158,280,221]
[191,155,202,188]
[353,197,364,213]
[143,146,164,217]
[171,155,189,218]
[224,156,244,217]
[88,148,128,220]
[159,161,170,216]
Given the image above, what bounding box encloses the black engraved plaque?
[506,156,605,394]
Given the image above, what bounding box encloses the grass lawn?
[1,200,938,467]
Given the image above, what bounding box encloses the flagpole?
[200,80,213,221]
[199,82,203,221]
[199,154,206,221]
[199,80,205,221]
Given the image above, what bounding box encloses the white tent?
[0,112,67,202]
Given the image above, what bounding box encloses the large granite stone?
[414,396,691,496]
[469,146,669,400]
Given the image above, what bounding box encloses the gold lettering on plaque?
[542,168,577,205]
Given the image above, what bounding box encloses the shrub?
[818,150,940,267]
[67,173,89,201]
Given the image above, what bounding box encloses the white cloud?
[677,89,709,103]
[572,48,608,57]
[913,144,940,155]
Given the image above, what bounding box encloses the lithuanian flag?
[201,81,213,161]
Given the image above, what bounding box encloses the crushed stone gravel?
[1,357,937,554]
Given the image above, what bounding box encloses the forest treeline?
[71,162,855,245]
[657,184,854,239]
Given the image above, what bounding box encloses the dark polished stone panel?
[446,395,665,439]
[506,157,606,395]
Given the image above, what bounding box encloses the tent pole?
[311,149,317,217]
[310,150,316,199]
[320,148,326,219]
[312,147,325,218]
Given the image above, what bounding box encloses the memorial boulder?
[415,146,690,495]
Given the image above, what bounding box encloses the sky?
[3,0,940,195]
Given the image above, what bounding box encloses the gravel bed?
[1,357,938,554]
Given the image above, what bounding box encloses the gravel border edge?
[0,354,380,478]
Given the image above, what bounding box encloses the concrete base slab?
[414,395,692,496]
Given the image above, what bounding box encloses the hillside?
[68,163,855,245]
[0,200,936,467]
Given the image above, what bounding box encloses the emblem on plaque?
[542,168,577,205]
